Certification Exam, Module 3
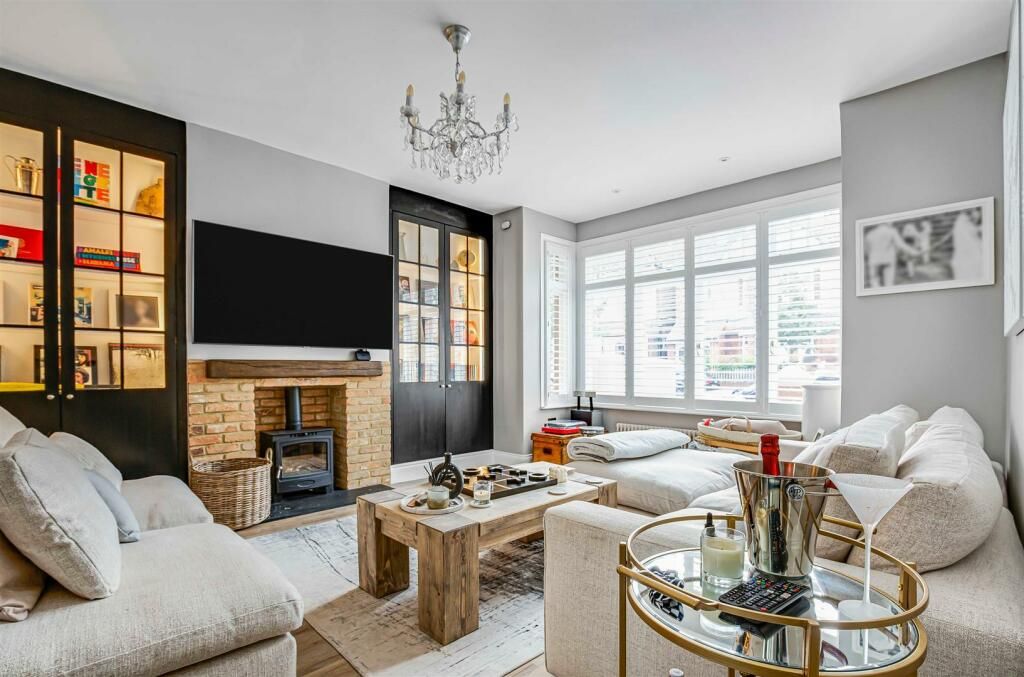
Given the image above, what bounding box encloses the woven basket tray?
[696,416,802,446]
[189,451,272,530]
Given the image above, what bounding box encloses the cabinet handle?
[65,393,75,400]
[446,384,453,388]
[46,394,55,401]
[439,383,445,388]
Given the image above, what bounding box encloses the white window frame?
[576,185,841,420]
[541,234,577,408]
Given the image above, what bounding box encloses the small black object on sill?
[354,349,371,361]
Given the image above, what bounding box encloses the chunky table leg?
[598,479,618,507]
[417,513,480,645]
[357,491,410,597]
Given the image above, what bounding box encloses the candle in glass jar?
[702,536,745,580]
[473,480,492,504]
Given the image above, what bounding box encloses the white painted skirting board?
[390,449,532,484]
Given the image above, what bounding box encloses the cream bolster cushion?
[927,405,985,448]
[0,406,25,447]
[794,403,918,469]
[49,431,123,491]
[0,429,121,599]
[566,429,690,462]
[846,423,1003,574]
[85,469,141,543]
[0,530,45,622]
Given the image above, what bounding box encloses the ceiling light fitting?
[400,24,519,184]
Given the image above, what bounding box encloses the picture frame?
[109,343,164,389]
[398,275,416,302]
[111,293,163,330]
[34,345,98,386]
[28,283,44,325]
[74,286,93,327]
[855,197,995,297]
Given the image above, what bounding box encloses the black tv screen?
[193,221,393,349]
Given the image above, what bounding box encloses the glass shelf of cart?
[0,122,45,198]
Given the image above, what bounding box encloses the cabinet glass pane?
[113,333,165,390]
[420,225,439,267]
[398,344,419,383]
[398,262,419,303]
[468,346,485,382]
[420,266,439,305]
[450,272,468,308]
[467,310,484,346]
[72,330,117,389]
[123,153,164,218]
[449,346,468,382]
[0,327,45,389]
[117,276,165,331]
[450,233,468,271]
[0,194,43,262]
[0,122,44,196]
[421,344,439,382]
[398,303,419,342]
[466,236,485,275]
[73,141,120,210]
[467,274,485,310]
[450,308,467,345]
[123,214,164,275]
[421,305,439,343]
[397,220,419,262]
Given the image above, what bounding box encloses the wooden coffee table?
[357,462,617,644]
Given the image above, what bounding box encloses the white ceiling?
[0,1,1013,223]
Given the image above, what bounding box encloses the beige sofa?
[0,413,303,676]
[545,412,1024,676]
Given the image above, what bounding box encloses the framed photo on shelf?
[112,293,163,330]
[34,345,98,386]
[467,320,481,346]
[398,275,416,302]
[28,283,44,325]
[855,197,995,297]
[109,343,164,389]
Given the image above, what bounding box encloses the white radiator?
[615,422,697,437]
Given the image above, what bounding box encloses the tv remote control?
[717,574,809,614]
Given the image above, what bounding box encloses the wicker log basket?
[189,450,272,530]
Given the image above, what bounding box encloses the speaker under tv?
[193,221,394,349]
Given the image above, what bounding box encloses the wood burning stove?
[259,386,334,501]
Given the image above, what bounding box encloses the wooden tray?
[459,464,556,498]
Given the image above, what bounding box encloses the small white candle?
[702,536,745,580]
[474,486,490,502]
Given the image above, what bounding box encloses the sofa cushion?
[85,470,141,543]
[49,431,123,491]
[847,424,1002,573]
[928,405,984,447]
[0,405,25,446]
[687,486,741,513]
[1,522,303,676]
[794,404,918,470]
[569,448,746,514]
[0,429,121,599]
[0,530,45,622]
[121,475,213,531]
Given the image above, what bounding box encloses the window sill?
[590,401,803,423]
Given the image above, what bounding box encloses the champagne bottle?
[760,433,788,573]
[760,433,781,475]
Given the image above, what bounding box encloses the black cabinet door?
[0,111,60,432]
[391,210,492,462]
[57,128,183,478]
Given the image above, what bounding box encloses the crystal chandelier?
[400,24,519,184]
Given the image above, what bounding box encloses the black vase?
[430,452,464,499]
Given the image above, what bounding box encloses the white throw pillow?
[49,431,122,491]
[847,424,1002,573]
[927,406,984,448]
[688,487,742,513]
[0,406,25,447]
[0,429,121,599]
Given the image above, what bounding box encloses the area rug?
[249,515,545,677]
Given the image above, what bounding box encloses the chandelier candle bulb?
[406,84,414,106]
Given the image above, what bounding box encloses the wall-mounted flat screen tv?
[193,221,393,349]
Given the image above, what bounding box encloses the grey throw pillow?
[84,470,140,543]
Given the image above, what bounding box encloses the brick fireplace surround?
[186,360,392,488]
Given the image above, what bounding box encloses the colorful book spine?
[74,246,141,272]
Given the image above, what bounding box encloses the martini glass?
[829,473,913,621]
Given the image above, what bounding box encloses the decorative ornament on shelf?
[133,177,164,217]
[400,24,519,184]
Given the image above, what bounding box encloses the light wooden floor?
[240,493,552,677]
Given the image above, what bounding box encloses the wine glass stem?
[863,524,873,606]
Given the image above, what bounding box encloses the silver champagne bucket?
[733,459,834,578]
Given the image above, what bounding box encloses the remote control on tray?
[717,574,809,614]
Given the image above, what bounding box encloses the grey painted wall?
[186,123,391,361]
[492,207,576,453]
[841,55,1007,459]
[577,158,841,241]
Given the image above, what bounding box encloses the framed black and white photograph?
[112,293,163,330]
[855,197,995,296]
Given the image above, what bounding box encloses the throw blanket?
[567,429,690,462]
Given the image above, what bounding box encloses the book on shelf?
[541,426,581,435]
[75,246,141,272]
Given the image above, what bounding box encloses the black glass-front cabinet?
[0,69,185,479]
[391,188,492,464]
